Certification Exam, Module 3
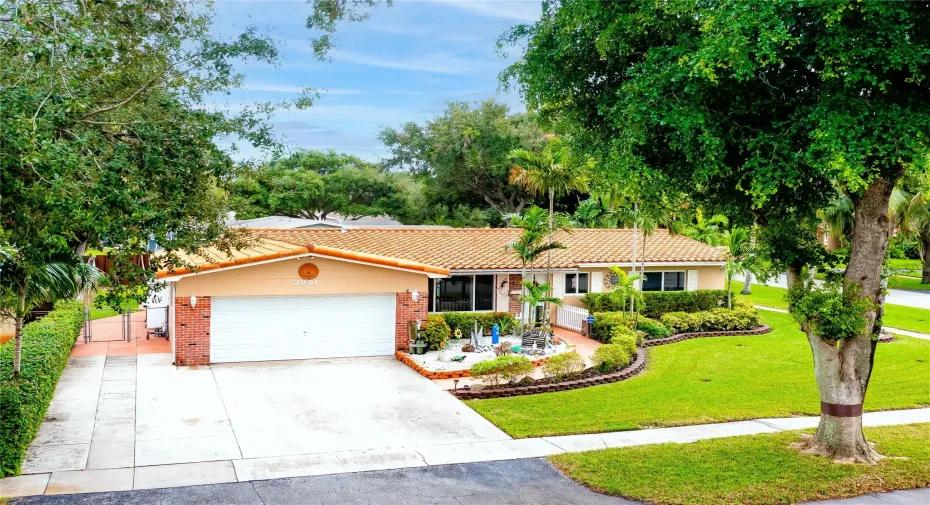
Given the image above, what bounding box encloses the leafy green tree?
[380,100,546,218]
[1,1,283,316]
[509,137,590,278]
[504,0,930,462]
[230,150,403,221]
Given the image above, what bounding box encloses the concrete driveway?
[10,354,508,496]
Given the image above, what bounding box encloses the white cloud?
[433,0,541,22]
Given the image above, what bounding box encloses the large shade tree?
[504,0,930,463]
[1,1,283,327]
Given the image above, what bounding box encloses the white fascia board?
[576,261,726,268]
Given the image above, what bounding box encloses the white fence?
[555,305,589,332]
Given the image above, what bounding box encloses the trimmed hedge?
[589,311,629,342]
[422,314,452,350]
[659,301,761,334]
[441,311,518,335]
[1,299,84,476]
[470,355,534,386]
[542,351,584,380]
[591,343,633,372]
[582,290,729,318]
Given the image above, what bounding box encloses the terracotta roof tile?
[257,228,725,271]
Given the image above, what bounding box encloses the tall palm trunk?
[741,270,753,295]
[547,188,554,289]
[637,232,646,325]
[921,233,930,284]
[629,202,638,318]
[13,286,26,375]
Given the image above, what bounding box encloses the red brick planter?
[395,350,551,380]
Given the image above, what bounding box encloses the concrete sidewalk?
[4,406,929,498]
[7,459,929,505]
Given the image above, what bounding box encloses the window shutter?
[553,273,566,297]
[687,270,699,291]
[590,271,603,293]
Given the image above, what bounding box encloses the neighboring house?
[154,228,725,366]
[226,214,452,229]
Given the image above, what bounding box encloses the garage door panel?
[210,294,396,363]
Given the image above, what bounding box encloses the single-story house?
[154,228,725,366]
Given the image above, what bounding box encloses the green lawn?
[889,258,923,277]
[88,300,140,320]
[551,423,930,505]
[465,311,930,438]
[742,283,930,334]
[889,275,930,291]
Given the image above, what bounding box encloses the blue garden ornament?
[491,324,500,344]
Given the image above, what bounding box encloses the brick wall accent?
[174,295,211,366]
[395,291,428,351]
[507,273,522,314]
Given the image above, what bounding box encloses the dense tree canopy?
[504,0,930,463]
[230,150,404,221]
[380,100,547,218]
[1,0,283,310]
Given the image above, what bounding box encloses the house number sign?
[295,263,320,286]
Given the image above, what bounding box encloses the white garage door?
[210,294,396,363]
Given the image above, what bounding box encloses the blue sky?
[210,0,543,161]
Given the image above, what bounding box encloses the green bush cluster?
[421,314,451,350]
[440,312,518,335]
[582,290,729,318]
[635,317,671,340]
[609,326,639,355]
[470,355,534,386]
[542,351,584,380]
[588,311,629,342]
[591,343,633,373]
[659,301,761,334]
[1,300,84,476]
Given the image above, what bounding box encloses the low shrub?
[635,317,671,340]
[1,299,84,476]
[441,311,518,336]
[591,344,632,373]
[583,290,729,318]
[610,326,639,355]
[422,314,451,350]
[659,303,761,334]
[542,352,585,380]
[589,311,630,342]
[470,355,534,386]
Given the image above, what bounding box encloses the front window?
[641,271,686,292]
[432,275,494,311]
[565,273,589,295]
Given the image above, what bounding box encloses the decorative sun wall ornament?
[298,262,320,280]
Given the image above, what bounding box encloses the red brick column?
[395,291,428,351]
[508,273,523,314]
[174,295,211,366]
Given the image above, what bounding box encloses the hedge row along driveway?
[0,300,84,476]
[466,311,930,438]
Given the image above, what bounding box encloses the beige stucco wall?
[560,265,726,309]
[173,256,429,297]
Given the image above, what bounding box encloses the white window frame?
[564,272,590,295]
[432,274,495,312]
[641,271,687,292]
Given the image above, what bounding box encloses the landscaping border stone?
[447,325,773,400]
[395,351,551,380]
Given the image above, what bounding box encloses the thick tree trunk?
[741,270,752,295]
[795,179,895,464]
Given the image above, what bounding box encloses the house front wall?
[557,265,726,309]
[170,257,430,366]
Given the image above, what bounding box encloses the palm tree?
[509,138,589,281]
[2,261,104,375]
[819,191,855,248]
[891,186,930,284]
[685,210,729,246]
[606,266,643,317]
[518,281,563,327]
[721,227,754,309]
[571,198,609,228]
[506,208,568,328]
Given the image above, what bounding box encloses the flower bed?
[397,335,570,379]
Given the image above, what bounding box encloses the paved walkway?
[70,312,170,357]
[4,402,928,498]
[7,459,929,505]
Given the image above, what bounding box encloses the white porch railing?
[555,305,588,332]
